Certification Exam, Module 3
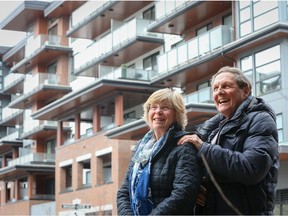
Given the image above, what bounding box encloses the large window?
[46,139,56,154]
[97,153,112,184]
[240,55,253,85]
[255,45,281,96]
[79,159,91,186]
[143,52,159,71]
[240,45,281,96]
[143,6,155,21]
[239,1,279,37]
[223,14,232,27]
[48,24,58,45]
[196,23,212,36]
[62,165,72,190]
[276,114,283,143]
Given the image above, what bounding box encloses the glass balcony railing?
[10,73,61,103]
[23,119,57,136]
[0,129,21,142]
[25,34,67,57]
[22,73,60,94]
[183,87,213,104]
[155,0,192,20]
[70,1,113,29]
[3,73,25,89]
[10,34,69,72]
[99,65,155,81]
[1,106,22,121]
[154,25,232,78]
[7,152,55,167]
[74,18,163,72]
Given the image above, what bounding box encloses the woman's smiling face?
[212,72,249,119]
[148,101,176,138]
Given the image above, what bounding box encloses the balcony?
[148,0,231,35]
[0,130,22,154]
[44,1,86,18]
[8,152,55,167]
[0,129,22,143]
[9,34,72,73]
[0,152,55,181]
[3,73,25,94]
[9,73,72,109]
[0,106,23,126]
[67,1,152,39]
[73,18,164,77]
[151,25,233,86]
[0,1,49,31]
[22,118,58,140]
[2,36,27,67]
[99,65,156,81]
[183,87,213,104]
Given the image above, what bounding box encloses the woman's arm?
[149,144,203,215]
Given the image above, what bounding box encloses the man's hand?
[177,134,203,150]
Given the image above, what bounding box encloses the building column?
[28,175,35,199]
[115,94,123,127]
[15,179,19,201]
[75,113,81,140]
[93,105,101,133]
[12,148,18,159]
[57,121,63,147]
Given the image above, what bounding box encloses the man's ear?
[244,86,251,97]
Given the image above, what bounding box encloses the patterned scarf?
[130,129,170,215]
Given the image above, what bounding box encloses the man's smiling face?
[212,72,249,119]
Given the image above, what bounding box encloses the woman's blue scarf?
[129,128,171,215]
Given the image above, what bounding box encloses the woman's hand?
[177,134,203,150]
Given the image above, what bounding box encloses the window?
[238,1,279,37]
[81,159,91,186]
[197,81,210,90]
[48,24,58,45]
[123,111,136,120]
[240,45,281,96]
[143,52,159,71]
[19,178,28,200]
[47,62,57,74]
[97,153,112,184]
[47,62,57,84]
[143,6,155,21]
[46,139,56,154]
[240,55,254,87]
[63,165,72,189]
[255,45,281,96]
[276,114,283,143]
[196,23,212,36]
[6,181,14,202]
[223,14,232,27]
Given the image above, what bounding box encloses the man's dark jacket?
[196,95,279,215]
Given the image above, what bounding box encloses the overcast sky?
[0,1,26,47]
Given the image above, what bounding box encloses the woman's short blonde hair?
[143,88,187,130]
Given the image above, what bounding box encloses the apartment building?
[0,0,287,215]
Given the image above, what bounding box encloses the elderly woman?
[178,66,279,215]
[117,88,203,215]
